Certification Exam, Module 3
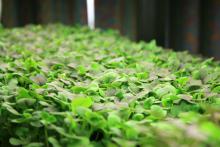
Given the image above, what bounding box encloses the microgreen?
[0,24,220,146]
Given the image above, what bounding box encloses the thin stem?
[44,126,49,147]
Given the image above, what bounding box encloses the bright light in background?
[87,0,95,29]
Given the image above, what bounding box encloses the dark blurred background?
[1,0,220,60]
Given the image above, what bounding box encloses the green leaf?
[146,40,157,50]
[71,97,93,112]
[150,105,167,120]
[108,113,121,126]
[100,71,119,84]
[192,70,201,79]
[212,86,220,93]
[179,111,200,123]
[41,111,57,124]
[124,121,138,139]
[86,112,106,127]
[132,113,144,121]
[77,65,87,75]
[24,142,44,147]
[48,137,61,147]
[23,58,39,71]
[176,77,189,86]
[86,82,99,93]
[2,102,21,115]
[161,94,179,107]
[71,86,86,94]
[154,83,177,98]
[9,138,25,146]
[135,72,149,80]
[16,98,36,106]
[91,62,102,71]
[16,87,31,99]
[143,97,155,109]
[200,122,220,141]
[8,78,18,90]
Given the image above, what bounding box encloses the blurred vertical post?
[182,0,200,54]
[164,0,170,48]
[0,0,2,22]
[137,0,167,44]
[121,0,137,40]
[87,0,95,29]
[170,0,200,54]
[201,0,220,60]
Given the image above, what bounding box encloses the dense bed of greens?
[0,24,220,147]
